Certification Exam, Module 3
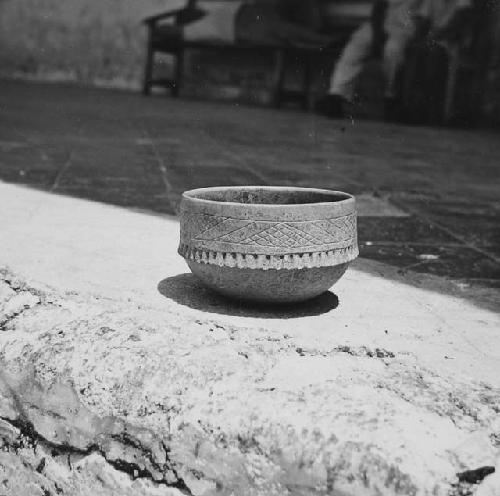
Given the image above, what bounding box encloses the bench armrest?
[142,8,185,26]
[143,6,207,27]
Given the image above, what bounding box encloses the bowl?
[178,186,358,303]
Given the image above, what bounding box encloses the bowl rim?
[182,185,355,209]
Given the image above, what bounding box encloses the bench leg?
[143,30,154,96]
[302,54,313,111]
[443,46,460,125]
[272,49,286,108]
[172,49,184,97]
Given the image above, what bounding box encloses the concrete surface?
[1,81,499,289]
[1,181,499,496]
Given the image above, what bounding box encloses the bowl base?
[186,261,348,304]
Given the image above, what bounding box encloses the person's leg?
[383,32,413,99]
[381,31,415,121]
[316,22,373,118]
[328,22,374,101]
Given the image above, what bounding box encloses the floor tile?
[1,80,499,285]
[357,216,456,244]
[359,243,500,279]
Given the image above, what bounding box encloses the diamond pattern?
[192,213,228,238]
[243,223,319,248]
[313,216,357,242]
[190,213,356,248]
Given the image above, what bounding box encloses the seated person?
[318,0,472,119]
[319,0,426,118]
[179,0,333,48]
[416,0,472,45]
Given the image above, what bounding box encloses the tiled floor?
[1,80,499,288]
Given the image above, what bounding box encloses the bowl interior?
[185,187,351,206]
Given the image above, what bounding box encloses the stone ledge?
[0,268,499,496]
[0,182,499,495]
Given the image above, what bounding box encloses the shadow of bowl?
[157,273,339,319]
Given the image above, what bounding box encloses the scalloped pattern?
[178,243,359,271]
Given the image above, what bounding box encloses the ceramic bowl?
[178,186,358,303]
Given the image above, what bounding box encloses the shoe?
[316,94,348,119]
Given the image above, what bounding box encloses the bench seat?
[142,2,363,108]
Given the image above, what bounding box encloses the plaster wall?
[0,0,185,87]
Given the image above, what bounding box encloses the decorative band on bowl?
[178,243,358,270]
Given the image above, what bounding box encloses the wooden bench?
[142,0,371,108]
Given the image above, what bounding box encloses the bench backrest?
[323,0,372,29]
[189,0,372,30]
